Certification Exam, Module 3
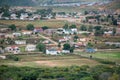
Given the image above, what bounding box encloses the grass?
[0,20,71,28]
[0,54,101,67]
[76,51,120,64]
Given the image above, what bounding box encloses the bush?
[6,55,19,61]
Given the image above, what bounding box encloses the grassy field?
[0,54,101,67]
[0,20,72,28]
[76,51,120,64]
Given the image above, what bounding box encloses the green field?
[1,50,120,67]
[0,54,101,67]
[76,51,120,64]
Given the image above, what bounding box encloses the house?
[15,40,26,45]
[46,48,58,55]
[26,38,40,44]
[88,19,97,23]
[20,13,29,20]
[33,14,41,20]
[62,50,70,53]
[71,28,78,33]
[0,12,3,19]
[10,13,18,20]
[33,27,43,33]
[0,47,4,54]
[13,32,22,37]
[104,31,113,36]
[63,29,74,35]
[59,38,68,43]
[0,28,11,33]
[5,34,14,38]
[44,29,57,35]
[25,44,36,51]
[85,48,95,53]
[43,40,50,44]
[74,42,86,48]
[46,48,62,55]
[5,46,20,54]
[21,30,32,35]
[105,42,120,47]
[116,26,120,35]
[0,33,5,38]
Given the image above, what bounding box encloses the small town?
[0,0,120,80]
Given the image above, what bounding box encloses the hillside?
[0,0,111,6]
[105,0,120,10]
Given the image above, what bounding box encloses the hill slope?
[0,0,111,6]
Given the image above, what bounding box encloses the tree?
[63,43,70,50]
[0,5,10,17]
[94,26,101,31]
[84,11,89,15]
[26,24,34,30]
[112,28,116,36]
[87,42,93,48]
[74,35,79,42]
[80,25,87,31]
[36,43,46,53]
[8,24,16,31]
[70,46,75,53]
[69,24,76,29]
[42,26,49,31]
[88,26,93,32]
[58,42,61,48]
[112,19,117,26]
[63,24,69,30]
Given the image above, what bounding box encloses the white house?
[13,32,21,37]
[25,44,36,51]
[46,48,61,55]
[15,40,26,45]
[62,50,70,53]
[71,28,78,33]
[5,46,20,54]
[20,13,29,20]
[21,30,32,35]
[104,31,113,35]
[10,13,18,20]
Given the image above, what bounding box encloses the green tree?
[69,24,76,29]
[63,24,69,30]
[26,24,34,30]
[36,43,46,53]
[74,35,79,42]
[8,24,16,31]
[58,42,61,48]
[112,28,116,36]
[88,26,93,32]
[80,25,87,31]
[42,26,49,31]
[87,42,93,48]
[70,46,75,53]
[63,43,70,50]
[94,26,101,31]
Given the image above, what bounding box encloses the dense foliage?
[0,65,120,80]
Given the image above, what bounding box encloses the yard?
[0,54,101,67]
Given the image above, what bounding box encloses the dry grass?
[0,54,101,67]
[0,20,72,28]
